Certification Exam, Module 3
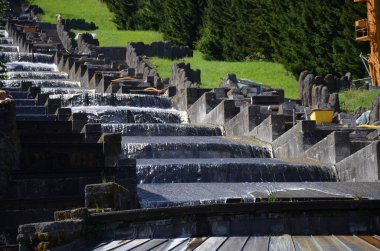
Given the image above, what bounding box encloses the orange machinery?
[355,0,380,87]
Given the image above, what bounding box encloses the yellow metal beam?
[355,0,380,86]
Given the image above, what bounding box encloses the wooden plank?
[311,236,350,251]
[293,236,322,251]
[218,237,248,251]
[110,239,150,251]
[171,237,207,251]
[358,236,380,249]
[92,240,131,251]
[151,238,188,251]
[269,235,295,251]
[130,239,168,251]
[243,236,269,251]
[336,236,380,251]
[194,237,227,251]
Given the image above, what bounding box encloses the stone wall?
[370,96,380,125]
[0,101,19,199]
[56,19,75,53]
[129,41,192,60]
[298,71,342,111]
[272,120,318,158]
[170,62,201,90]
[125,43,160,83]
[305,131,351,165]
[336,141,380,182]
[60,19,97,31]
[76,33,98,55]
[224,105,269,136]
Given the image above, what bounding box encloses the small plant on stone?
[95,201,105,213]
[354,193,363,200]
[267,190,278,202]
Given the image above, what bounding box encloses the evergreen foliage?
[268,0,369,78]
[100,0,138,30]
[161,0,205,48]
[102,0,370,78]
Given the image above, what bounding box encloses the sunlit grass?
[152,51,298,98]
[32,0,163,45]
[340,89,380,112]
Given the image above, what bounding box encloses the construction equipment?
[355,0,380,88]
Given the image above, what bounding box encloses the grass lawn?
[31,0,163,45]
[32,0,377,110]
[151,51,299,98]
[340,89,380,112]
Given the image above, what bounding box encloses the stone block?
[250,115,292,143]
[305,131,351,165]
[54,208,89,221]
[71,112,88,133]
[82,123,102,143]
[85,182,131,210]
[336,141,380,182]
[272,120,317,158]
[225,105,269,136]
[17,219,85,250]
[98,133,122,167]
[45,98,61,114]
[56,108,72,121]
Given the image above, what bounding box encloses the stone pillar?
[0,101,19,199]
[82,124,102,143]
[85,182,131,210]
[98,133,121,167]
[56,108,72,121]
[71,113,88,133]
[46,98,61,114]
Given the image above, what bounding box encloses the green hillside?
[31,0,163,45]
[30,0,378,109]
[151,51,298,97]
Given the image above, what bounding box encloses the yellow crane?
[355,0,380,88]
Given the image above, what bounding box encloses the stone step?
[15,99,37,106]
[7,71,68,79]
[102,123,223,137]
[16,120,72,134]
[137,182,380,208]
[16,114,56,121]
[19,133,85,143]
[16,105,45,114]
[8,91,28,99]
[7,174,103,199]
[122,136,271,159]
[135,158,337,184]
[20,142,105,169]
[1,87,21,91]
[71,106,187,124]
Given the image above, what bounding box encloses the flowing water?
[136,158,337,184]
[2,79,81,88]
[2,29,339,211]
[71,106,188,124]
[0,45,19,52]
[102,123,223,136]
[0,52,53,63]
[6,62,58,71]
[49,93,172,108]
[7,71,68,79]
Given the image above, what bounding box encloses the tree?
[100,0,138,30]
[160,0,205,47]
[268,0,369,78]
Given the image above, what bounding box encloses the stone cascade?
[4,9,380,250]
[0,27,114,242]
[3,22,339,214]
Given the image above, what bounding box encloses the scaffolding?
[355,0,380,87]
